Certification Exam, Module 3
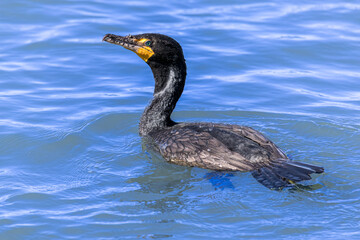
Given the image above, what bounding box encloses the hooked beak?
[103,33,154,62]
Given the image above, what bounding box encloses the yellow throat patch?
[135,38,154,62]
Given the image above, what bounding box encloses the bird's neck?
[139,61,186,136]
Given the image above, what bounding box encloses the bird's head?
[103,33,185,67]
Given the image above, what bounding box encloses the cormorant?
[103,33,324,189]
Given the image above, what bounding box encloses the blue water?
[1,0,360,239]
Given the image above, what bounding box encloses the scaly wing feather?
[151,126,255,171]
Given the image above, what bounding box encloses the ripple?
[0,61,43,71]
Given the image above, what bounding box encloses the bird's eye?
[145,41,151,46]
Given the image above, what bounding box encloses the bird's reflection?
[205,172,235,190]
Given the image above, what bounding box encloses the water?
[0,0,360,239]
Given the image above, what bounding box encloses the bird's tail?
[251,159,324,189]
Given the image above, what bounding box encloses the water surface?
[0,0,359,239]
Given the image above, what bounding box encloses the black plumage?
[103,33,324,189]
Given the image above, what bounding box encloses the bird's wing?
[151,126,255,171]
[211,123,288,160]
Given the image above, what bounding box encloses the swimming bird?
[103,33,324,189]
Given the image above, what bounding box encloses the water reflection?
[126,140,194,214]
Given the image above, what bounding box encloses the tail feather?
[252,159,324,189]
[285,162,315,174]
[290,161,324,173]
[252,167,288,189]
[272,162,312,181]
